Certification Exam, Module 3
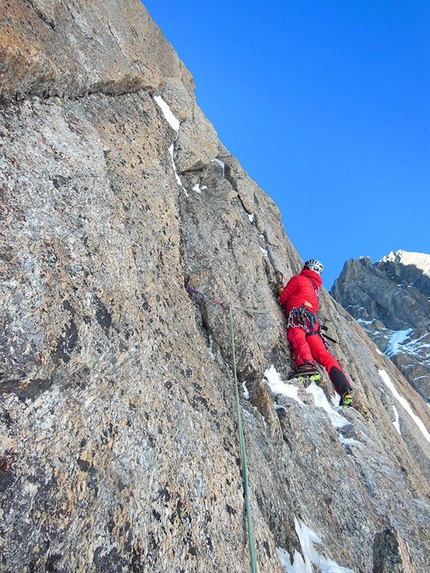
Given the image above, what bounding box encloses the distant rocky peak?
[381,249,430,274]
[375,250,430,296]
[331,250,430,401]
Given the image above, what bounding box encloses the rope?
[187,285,266,573]
[186,286,276,315]
[228,306,259,573]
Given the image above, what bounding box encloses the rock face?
[1,2,430,572]
[331,252,430,402]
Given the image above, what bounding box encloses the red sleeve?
[279,275,299,306]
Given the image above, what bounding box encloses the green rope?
[233,304,276,314]
[229,307,259,573]
[187,285,280,572]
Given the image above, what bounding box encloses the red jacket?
[279,269,322,315]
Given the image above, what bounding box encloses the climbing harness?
[287,305,337,346]
[275,268,338,348]
[187,286,276,573]
[287,305,316,332]
[306,276,320,298]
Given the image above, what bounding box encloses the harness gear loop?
[286,305,337,350]
[287,305,317,332]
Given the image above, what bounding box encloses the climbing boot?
[289,363,320,382]
[339,390,353,408]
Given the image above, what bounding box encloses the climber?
[278,259,353,407]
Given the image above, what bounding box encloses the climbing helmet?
[304,259,324,274]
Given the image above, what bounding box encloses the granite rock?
[1,2,430,572]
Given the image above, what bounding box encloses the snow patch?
[402,333,430,355]
[306,382,350,429]
[154,95,180,131]
[208,335,215,360]
[381,250,430,278]
[385,329,413,357]
[338,434,363,447]
[392,405,401,435]
[277,517,355,573]
[264,365,306,406]
[379,369,430,444]
[154,95,184,188]
[264,367,351,431]
[242,381,250,400]
[212,157,225,177]
[168,144,183,187]
[260,247,269,260]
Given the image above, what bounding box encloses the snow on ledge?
[153,95,184,188]
[153,95,180,131]
[277,517,355,573]
[264,366,351,430]
[379,369,430,444]
[264,365,306,407]
[306,382,350,429]
[385,328,412,357]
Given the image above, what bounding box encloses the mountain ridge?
[331,250,430,403]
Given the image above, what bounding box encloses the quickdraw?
[287,305,317,332]
[287,306,338,349]
[275,270,285,287]
[186,285,232,310]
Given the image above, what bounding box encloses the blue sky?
[142,1,429,289]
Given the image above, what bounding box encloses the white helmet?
[304,259,324,275]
